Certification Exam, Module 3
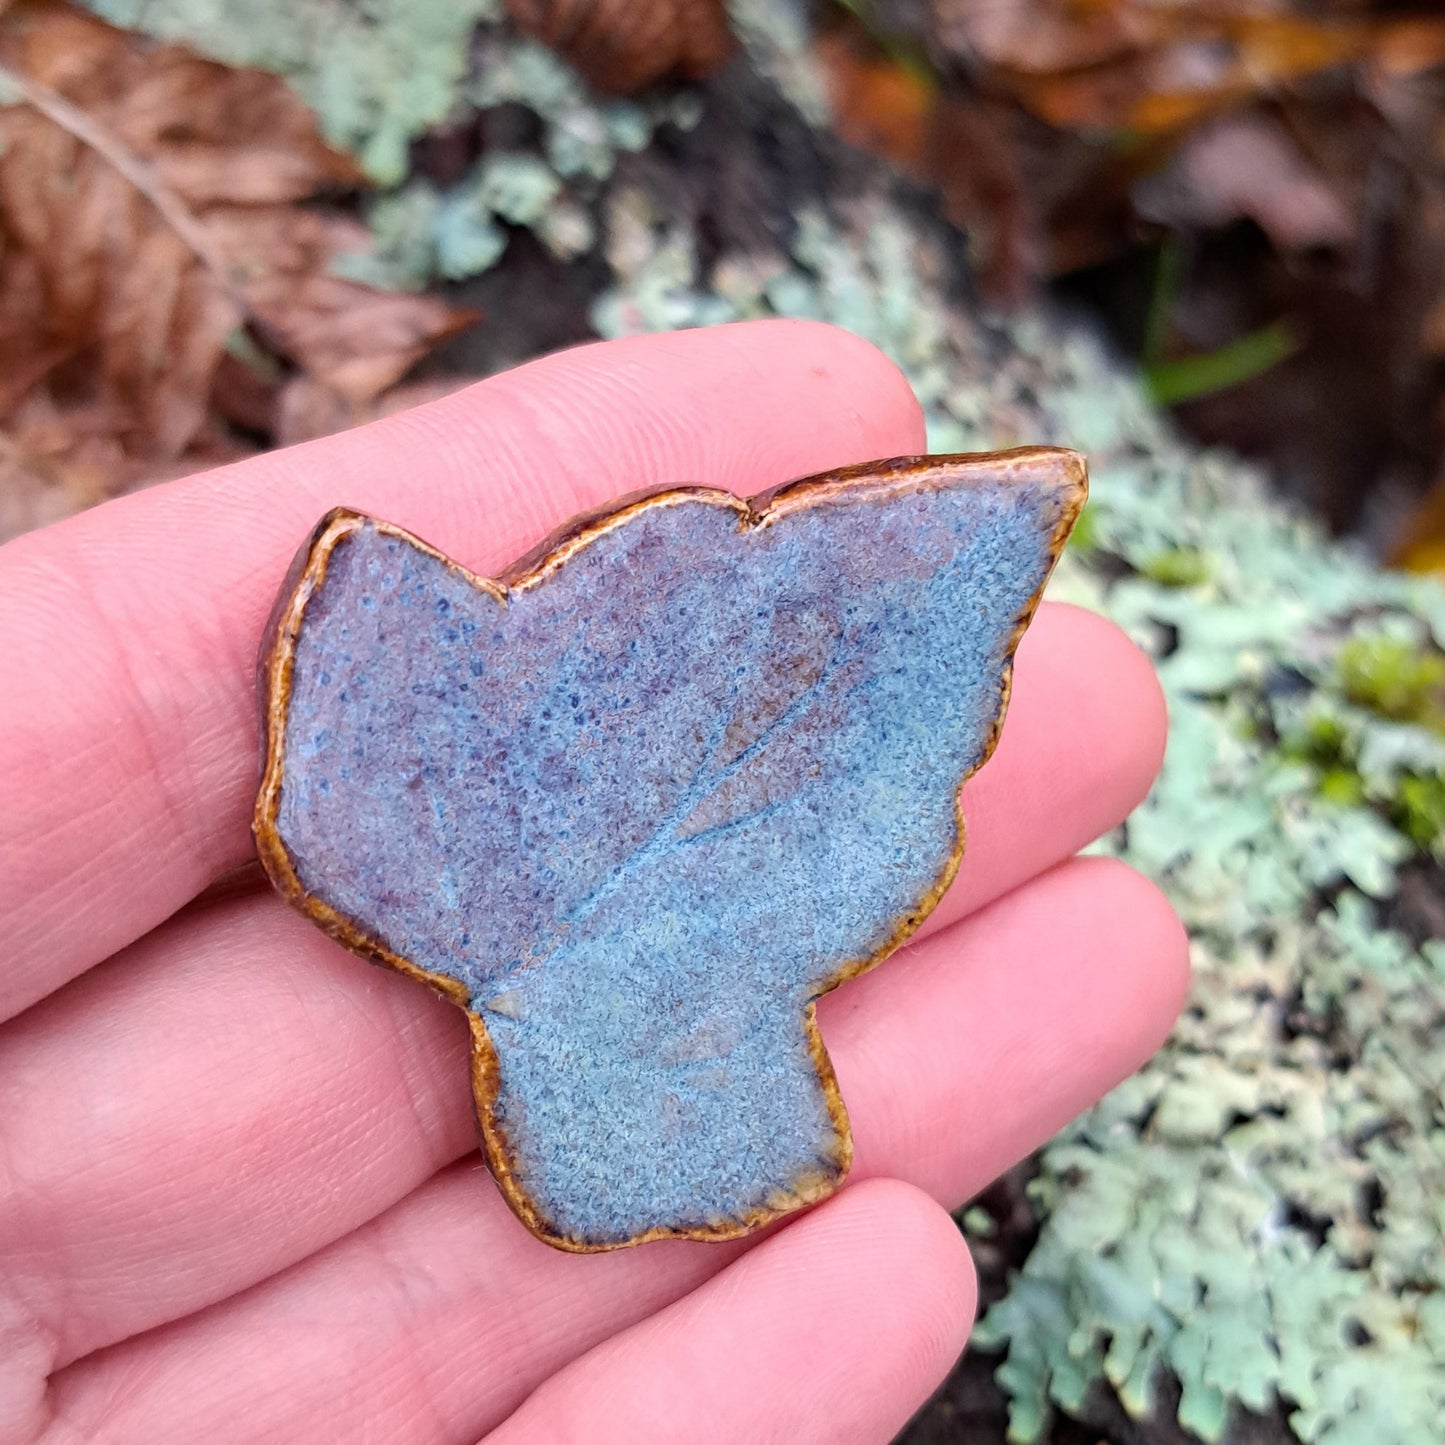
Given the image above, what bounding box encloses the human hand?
[0,321,1187,1444]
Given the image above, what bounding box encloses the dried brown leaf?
[0,78,238,459]
[818,22,1038,303]
[817,28,935,179]
[933,0,1150,76]
[210,207,478,403]
[925,1,1445,134]
[0,0,474,541]
[1135,114,1354,252]
[1392,432,1445,571]
[1371,20,1445,80]
[0,422,110,538]
[505,0,733,95]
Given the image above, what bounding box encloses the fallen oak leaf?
[106,57,368,206]
[255,448,1086,1249]
[1369,19,1445,81]
[0,0,359,292]
[0,48,236,460]
[815,24,934,178]
[212,206,477,404]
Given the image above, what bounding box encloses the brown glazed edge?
[253,445,1088,1252]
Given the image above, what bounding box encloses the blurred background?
[3,2,1442,1442]
[14,0,1445,557]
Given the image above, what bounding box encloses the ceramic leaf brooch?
[254,447,1086,1250]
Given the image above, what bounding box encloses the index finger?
[0,321,926,1021]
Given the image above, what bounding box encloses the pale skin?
[0,321,1189,1445]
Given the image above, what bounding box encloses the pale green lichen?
[85,2,1445,1439]
[89,0,502,183]
[358,154,566,284]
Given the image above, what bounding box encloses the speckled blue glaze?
[270,461,1077,1245]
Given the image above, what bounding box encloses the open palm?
[0,321,1187,1444]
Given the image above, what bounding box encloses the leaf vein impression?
[491,623,858,990]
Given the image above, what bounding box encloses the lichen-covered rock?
[80,0,1445,1437]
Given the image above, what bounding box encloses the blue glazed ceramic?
[255,448,1087,1249]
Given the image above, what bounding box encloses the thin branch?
[0,59,247,311]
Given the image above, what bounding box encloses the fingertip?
[1010,602,1167,814]
[830,852,1189,1206]
[937,602,1167,926]
[1072,854,1191,1053]
[842,1177,979,1349]
[751,1176,978,1431]
[995,854,1190,1118]
[817,1179,976,1412]
[997,854,1189,1090]
[741,319,930,470]
[695,318,927,427]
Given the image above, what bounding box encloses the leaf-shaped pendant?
[254,447,1086,1250]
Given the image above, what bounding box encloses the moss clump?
[1065,498,1099,553]
[1140,546,1212,588]
[1336,633,1445,730]
[1317,767,1366,808]
[1393,772,1445,851]
[1277,642,1445,858]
